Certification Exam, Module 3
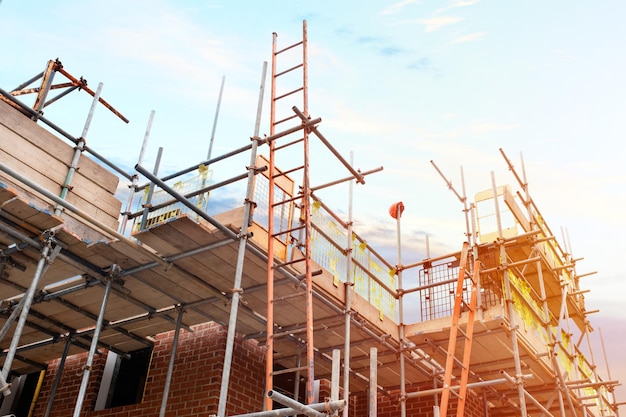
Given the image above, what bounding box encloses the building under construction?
[0,23,620,417]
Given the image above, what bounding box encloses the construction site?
[0,21,621,417]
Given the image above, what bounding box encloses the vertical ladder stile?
[265,30,278,413]
[267,20,315,407]
[439,242,469,416]
[455,256,479,417]
[438,241,479,417]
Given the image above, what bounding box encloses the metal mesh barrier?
[133,166,212,231]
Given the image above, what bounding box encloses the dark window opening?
[0,370,44,417]
[106,347,153,408]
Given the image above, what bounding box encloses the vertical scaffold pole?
[43,336,73,417]
[207,75,226,161]
[139,147,163,231]
[504,149,576,417]
[56,82,102,216]
[342,152,355,417]
[1,231,60,381]
[121,109,154,235]
[72,269,115,417]
[390,201,406,417]
[369,347,378,417]
[217,61,267,417]
[159,305,184,417]
[490,172,528,416]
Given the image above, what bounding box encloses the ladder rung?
[275,40,304,55]
[271,224,305,238]
[450,389,462,399]
[271,198,292,208]
[271,365,309,376]
[273,113,299,126]
[275,63,304,78]
[274,257,306,269]
[272,164,304,178]
[274,87,304,101]
[272,192,304,207]
[273,292,306,303]
[275,137,304,152]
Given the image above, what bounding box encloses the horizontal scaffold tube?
[407,373,534,399]
[231,399,346,417]
[266,390,326,417]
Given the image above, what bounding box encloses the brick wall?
[32,322,266,417]
[350,385,487,417]
[35,349,108,416]
[28,322,489,417]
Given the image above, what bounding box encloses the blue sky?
[2,0,625,405]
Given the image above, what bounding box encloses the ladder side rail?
[439,242,470,417]
[455,258,480,417]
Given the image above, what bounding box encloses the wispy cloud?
[420,16,462,32]
[451,31,486,44]
[357,35,385,44]
[354,35,407,57]
[435,0,480,14]
[469,121,519,137]
[381,0,421,15]
[380,46,405,56]
[407,57,431,71]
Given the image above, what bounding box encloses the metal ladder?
[265,20,315,408]
[439,242,480,417]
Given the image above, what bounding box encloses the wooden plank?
[0,180,18,204]
[1,196,63,231]
[0,100,119,193]
[0,135,122,221]
[133,215,242,293]
[0,159,119,231]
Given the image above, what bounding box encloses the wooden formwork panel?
[0,99,121,230]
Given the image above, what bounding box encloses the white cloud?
[451,31,487,44]
[420,16,463,32]
[381,0,421,15]
[451,0,479,8]
[435,0,480,14]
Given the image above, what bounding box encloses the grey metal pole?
[121,109,154,235]
[216,61,266,417]
[232,400,346,417]
[267,390,325,417]
[207,75,226,161]
[331,349,340,416]
[0,373,8,398]
[0,296,26,344]
[1,232,59,381]
[491,172,528,416]
[342,152,355,417]
[293,347,302,405]
[393,202,407,417]
[407,375,533,398]
[139,146,163,231]
[56,82,102,215]
[159,305,184,417]
[72,272,114,417]
[369,347,377,417]
[43,336,73,417]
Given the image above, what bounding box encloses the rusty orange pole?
[265,31,278,412]
[300,20,316,405]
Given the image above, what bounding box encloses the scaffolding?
[0,22,621,417]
